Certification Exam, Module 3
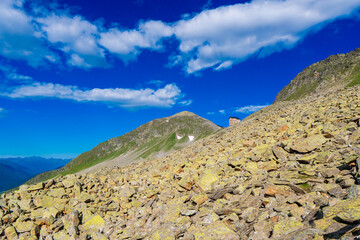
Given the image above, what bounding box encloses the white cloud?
[0,107,4,112]
[0,65,33,83]
[37,15,108,68]
[219,109,225,114]
[7,73,32,81]
[2,82,183,108]
[0,0,56,66]
[179,100,193,106]
[99,20,173,61]
[207,112,215,115]
[0,0,360,73]
[235,104,269,114]
[173,0,360,73]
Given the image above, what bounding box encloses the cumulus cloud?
[171,0,360,73]
[0,0,56,66]
[173,0,360,73]
[37,15,108,68]
[0,0,360,72]
[235,104,269,114]
[0,107,4,112]
[1,82,184,108]
[99,21,173,61]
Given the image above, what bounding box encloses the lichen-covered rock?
[191,193,208,205]
[151,228,175,240]
[191,221,240,240]
[4,226,18,240]
[13,221,35,233]
[273,218,304,238]
[196,169,219,192]
[27,182,44,191]
[337,208,360,223]
[290,135,327,153]
[83,215,105,232]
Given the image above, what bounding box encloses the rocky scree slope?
[28,111,220,184]
[1,85,359,239]
[275,47,360,102]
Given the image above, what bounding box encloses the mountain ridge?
[275,47,360,102]
[27,111,221,184]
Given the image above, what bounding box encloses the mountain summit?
[29,111,221,183]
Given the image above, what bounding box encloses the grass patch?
[299,183,313,192]
[62,141,137,175]
[285,82,318,101]
[138,133,178,159]
[346,65,360,87]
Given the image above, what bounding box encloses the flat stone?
[272,146,289,162]
[327,186,345,198]
[53,230,71,240]
[17,199,35,211]
[62,177,77,188]
[83,215,105,231]
[290,135,327,153]
[178,174,194,190]
[192,221,240,240]
[337,208,360,223]
[4,226,18,240]
[13,221,35,233]
[273,218,304,238]
[258,160,277,172]
[241,207,258,223]
[191,194,208,205]
[151,228,175,240]
[265,184,291,197]
[290,184,306,194]
[209,187,234,200]
[27,182,44,191]
[339,178,355,188]
[196,169,219,192]
[180,209,197,216]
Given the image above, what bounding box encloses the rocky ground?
[0,85,360,240]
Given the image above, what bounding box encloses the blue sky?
[0,0,360,158]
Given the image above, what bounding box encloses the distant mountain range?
[0,157,71,192]
[28,111,221,184]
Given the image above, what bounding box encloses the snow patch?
[166,119,169,122]
[176,134,183,140]
[188,135,194,141]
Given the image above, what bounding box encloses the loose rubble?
[0,86,359,239]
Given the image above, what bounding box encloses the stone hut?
[229,117,241,126]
